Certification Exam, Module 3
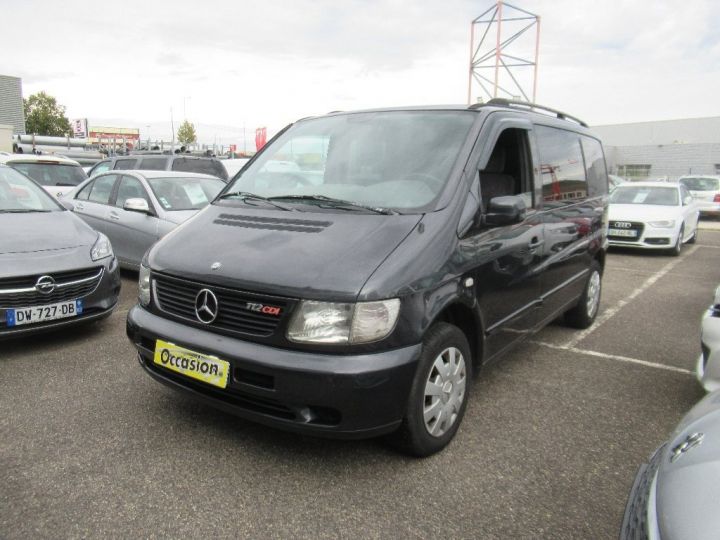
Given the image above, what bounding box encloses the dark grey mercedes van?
[126,99,609,456]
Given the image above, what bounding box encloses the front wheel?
[565,261,602,329]
[389,322,472,457]
[669,225,684,256]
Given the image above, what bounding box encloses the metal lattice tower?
[467,1,541,105]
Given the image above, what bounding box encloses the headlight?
[648,220,676,228]
[287,299,400,344]
[138,264,151,307]
[90,233,113,261]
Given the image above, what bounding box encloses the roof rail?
[470,98,588,128]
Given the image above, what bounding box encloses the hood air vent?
[214,213,332,233]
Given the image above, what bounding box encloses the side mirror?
[484,195,527,226]
[124,198,151,214]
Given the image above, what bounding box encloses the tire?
[389,322,472,457]
[564,260,602,329]
[669,225,684,256]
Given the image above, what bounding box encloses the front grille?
[608,221,644,243]
[153,273,292,337]
[0,267,103,307]
[620,444,665,540]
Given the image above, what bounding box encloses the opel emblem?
[35,275,56,295]
[211,262,222,271]
[194,289,219,324]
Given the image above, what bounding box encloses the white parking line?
[563,245,700,348]
[532,340,694,376]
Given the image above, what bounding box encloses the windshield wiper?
[216,191,294,212]
[268,195,398,215]
[0,209,52,213]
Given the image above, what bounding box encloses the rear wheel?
[565,261,602,329]
[389,322,471,457]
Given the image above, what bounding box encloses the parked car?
[0,153,87,199]
[696,284,720,392]
[0,164,120,338]
[607,182,700,255]
[87,154,229,182]
[126,99,609,456]
[65,171,226,270]
[678,175,720,218]
[620,389,720,540]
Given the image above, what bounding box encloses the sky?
[3,0,720,147]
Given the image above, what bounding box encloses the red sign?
[229,144,237,153]
[255,127,267,151]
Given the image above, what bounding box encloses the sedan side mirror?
[484,195,527,226]
[124,198,151,214]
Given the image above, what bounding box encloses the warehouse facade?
[594,116,720,180]
[0,75,25,135]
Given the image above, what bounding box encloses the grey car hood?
[161,209,199,225]
[0,210,98,255]
[656,391,720,540]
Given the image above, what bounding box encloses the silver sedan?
[64,170,226,269]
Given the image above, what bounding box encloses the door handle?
[109,213,120,221]
[528,238,544,248]
[75,203,84,210]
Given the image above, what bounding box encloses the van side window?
[479,128,534,209]
[114,159,137,170]
[580,136,607,197]
[139,157,168,170]
[535,126,587,206]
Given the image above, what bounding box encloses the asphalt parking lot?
[2,229,720,539]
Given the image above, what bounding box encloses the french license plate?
[6,299,83,327]
[608,228,638,237]
[153,339,230,389]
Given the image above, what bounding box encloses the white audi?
[607,181,700,256]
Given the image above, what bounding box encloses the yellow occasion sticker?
[153,339,230,389]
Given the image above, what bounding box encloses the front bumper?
[126,305,421,439]
[696,309,720,392]
[0,256,121,339]
[608,225,679,250]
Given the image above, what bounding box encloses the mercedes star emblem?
[35,275,56,295]
[194,289,219,324]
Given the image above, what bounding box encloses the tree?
[177,120,197,145]
[23,92,72,137]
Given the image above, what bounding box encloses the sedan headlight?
[287,299,400,344]
[648,220,676,228]
[90,233,114,261]
[138,264,151,307]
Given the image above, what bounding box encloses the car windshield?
[8,162,87,187]
[680,177,719,191]
[0,166,62,212]
[147,176,226,211]
[222,111,476,212]
[609,185,679,206]
[171,157,228,181]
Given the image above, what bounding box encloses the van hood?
[148,204,422,301]
[0,210,98,255]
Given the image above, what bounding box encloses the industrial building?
[594,116,720,180]
[0,74,25,135]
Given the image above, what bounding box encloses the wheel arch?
[429,301,484,374]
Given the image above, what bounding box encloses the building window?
[714,164,720,175]
[617,164,651,179]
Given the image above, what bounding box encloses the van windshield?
[222,111,476,212]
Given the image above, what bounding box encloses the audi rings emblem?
[35,275,56,295]
[614,222,632,229]
[194,289,219,324]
